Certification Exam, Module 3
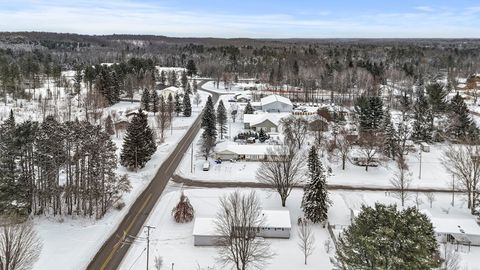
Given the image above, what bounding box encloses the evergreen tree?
[302,146,330,223]
[201,96,217,159]
[217,100,227,139]
[120,109,157,169]
[336,204,441,270]
[355,96,383,132]
[167,93,174,121]
[0,110,17,214]
[160,70,166,85]
[382,108,397,159]
[169,71,177,86]
[141,88,151,111]
[244,101,254,114]
[426,82,448,115]
[151,89,159,115]
[412,94,434,142]
[185,82,192,95]
[105,115,115,135]
[186,60,197,77]
[174,93,182,116]
[183,93,192,117]
[192,79,198,93]
[448,92,478,142]
[258,128,268,143]
[181,71,188,89]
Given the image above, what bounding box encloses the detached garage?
[193,218,223,246]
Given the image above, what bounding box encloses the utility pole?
[452,175,455,206]
[418,150,422,179]
[144,225,155,270]
[191,142,194,173]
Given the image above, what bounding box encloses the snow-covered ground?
[120,187,334,270]
[120,187,480,270]
[0,74,212,269]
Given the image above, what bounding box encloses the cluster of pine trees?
[200,97,228,159]
[0,111,130,218]
[141,89,192,117]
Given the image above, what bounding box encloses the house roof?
[162,86,182,93]
[422,210,480,236]
[192,218,220,236]
[217,144,280,156]
[243,113,290,126]
[261,95,293,106]
[261,210,291,228]
[193,210,291,236]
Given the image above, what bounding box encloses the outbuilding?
[215,144,283,161]
[260,95,293,113]
[192,218,223,246]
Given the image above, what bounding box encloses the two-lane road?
[87,81,220,270]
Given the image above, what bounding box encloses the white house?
[159,86,183,99]
[260,95,293,113]
[243,113,289,133]
[422,210,480,247]
[193,210,291,246]
[215,144,282,161]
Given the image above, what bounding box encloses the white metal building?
[215,144,282,161]
[422,210,480,246]
[260,95,293,113]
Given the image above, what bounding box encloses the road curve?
[86,81,219,270]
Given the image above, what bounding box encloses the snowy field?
[120,187,480,270]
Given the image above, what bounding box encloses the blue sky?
[0,0,479,38]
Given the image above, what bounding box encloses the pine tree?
[369,96,383,130]
[174,93,182,116]
[167,93,174,122]
[183,93,192,117]
[181,71,188,89]
[448,92,478,142]
[141,88,151,111]
[171,192,194,223]
[186,60,197,77]
[426,82,448,115]
[217,100,227,139]
[258,128,268,142]
[382,108,397,159]
[0,110,17,214]
[169,71,177,86]
[105,115,115,135]
[151,89,159,115]
[201,96,217,159]
[301,147,330,223]
[336,204,441,269]
[244,101,254,114]
[412,94,434,142]
[185,82,192,95]
[160,70,166,85]
[192,79,198,93]
[120,109,157,169]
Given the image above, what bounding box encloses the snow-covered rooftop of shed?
[243,112,290,126]
[192,218,220,236]
[260,95,292,106]
[216,143,280,156]
[422,210,480,236]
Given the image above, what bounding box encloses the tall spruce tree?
[186,60,197,77]
[426,82,448,116]
[382,108,397,159]
[201,96,217,159]
[412,94,434,142]
[336,204,441,270]
[244,101,254,114]
[120,109,157,169]
[355,96,383,132]
[141,88,151,111]
[105,115,115,135]
[174,93,182,116]
[0,110,17,214]
[181,71,188,89]
[448,92,478,141]
[183,93,192,117]
[217,100,227,139]
[151,89,159,115]
[302,146,330,223]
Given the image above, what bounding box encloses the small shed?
[420,142,430,152]
[427,213,480,247]
[192,218,223,246]
[258,210,292,239]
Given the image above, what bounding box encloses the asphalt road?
[87,81,219,270]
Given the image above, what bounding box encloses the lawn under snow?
[120,187,480,270]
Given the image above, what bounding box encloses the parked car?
[215,159,222,164]
[203,162,210,171]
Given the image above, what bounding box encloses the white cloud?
[0,0,478,38]
[414,6,434,12]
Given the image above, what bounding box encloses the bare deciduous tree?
[215,191,273,270]
[330,128,352,170]
[280,116,309,149]
[297,220,315,265]
[390,157,412,208]
[256,144,306,207]
[357,132,381,172]
[0,219,42,270]
[442,144,480,214]
[424,192,436,208]
[442,244,461,270]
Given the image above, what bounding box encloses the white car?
[202,161,210,171]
